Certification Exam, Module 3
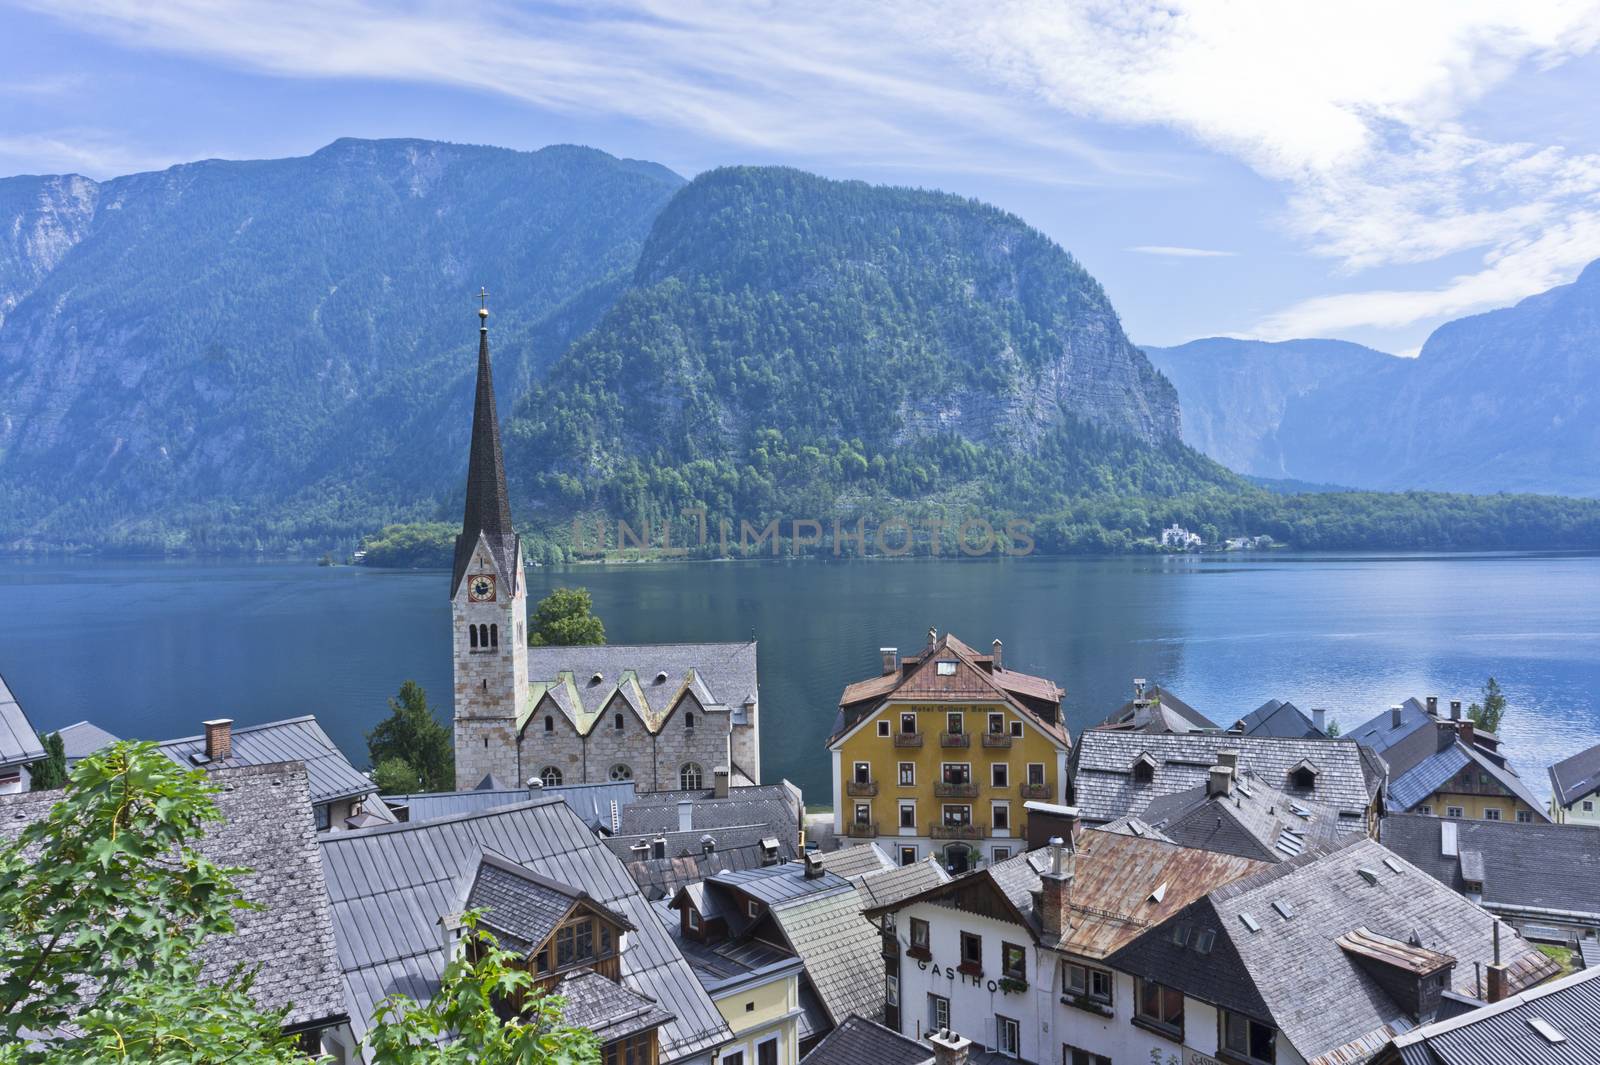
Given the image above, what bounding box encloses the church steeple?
[452,290,519,597]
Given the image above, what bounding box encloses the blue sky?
[3,2,1599,352]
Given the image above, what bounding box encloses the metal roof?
[0,672,46,768]
[1384,965,1600,1065]
[317,796,731,1061]
[1381,813,1600,920]
[385,780,637,830]
[157,715,377,807]
[1232,699,1324,739]
[618,782,803,838]
[607,823,799,901]
[1096,684,1220,734]
[1349,697,1435,754]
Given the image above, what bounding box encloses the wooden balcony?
[893,731,924,748]
[846,821,879,838]
[934,781,979,799]
[846,779,879,797]
[930,821,987,841]
[981,732,1012,749]
[940,731,970,749]
[1019,782,1052,800]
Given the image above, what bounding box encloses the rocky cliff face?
[0,174,99,327]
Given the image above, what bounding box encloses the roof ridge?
[318,794,569,842]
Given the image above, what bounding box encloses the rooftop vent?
[590,672,604,686]
[655,671,669,684]
[1149,882,1168,904]
[1272,900,1296,921]
[1239,912,1261,933]
[1528,1017,1566,1044]
[1390,704,1404,728]
[1357,867,1380,885]
[1383,856,1404,874]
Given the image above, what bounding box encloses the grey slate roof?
[1349,697,1435,755]
[1380,813,1600,919]
[618,782,802,839]
[801,1014,932,1065]
[1109,837,1560,1065]
[1382,964,1600,1065]
[1097,684,1219,734]
[527,641,759,716]
[1138,777,1353,862]
[0,671,46,768]
[0,761,347,1029]
[1388,739,1550,820]
[54,720,119,765]
[554,967,676,1045]
[853,858,950,910]
[451,316,520,599]
[1549,741,1600,808]
[158,716,377,808]
[318,796,731,1060]
[1072,730,1379,824]
[1581,937,1600,970]
[607,823,797,900]
[815,843,894,880]
[1233,699,1324,738]
[386,780,637,831]
[466,850,630,955]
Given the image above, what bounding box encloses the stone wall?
[451,533,527,790]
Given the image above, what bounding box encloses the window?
[947,712,964,735]
[544,715,554,733]
[855,762,871,784]
[943,804,972,826]
[1585,800,1595,812]
[1010,721,1023,737]
[609,764,633,781]
[687,909,701,931]
[992,802,1010,832]
[879,720,891,737]
[469,626,478,649]
[886,972,899,1007]
[937,660,957,676]
[992,763,1009,788]
[555,919,597,968]
[899,802,916,829]
[997,1015,1021,1057]
[684,711,694,729]
[1221,1009,1277,1064]
[959,932,983,973]
[748,900,761,918]
[928,993,949,1031]
[540,766,563,787]
[1132,759,1154,785]
[943,763,971,785]
[899,762,916,786]
[1446,805,1464,818]
[602,1033,655,1065]
[489,623,498,648]
[1065,1046,1111,1065]
[910,918,930,955]
[758,1037,778,1065]
[613,712,624,731]
[1027,763,1046,786]
[988,712,1005,734]
[1290,766,1316,789]
[681,763,704,790]
[1517,810,1534,823]
[1135,977,1184,1036]
[1483,807,1502,821]
[855,803,871,826]
[314,803,331,831]
[993,846,1011,862]
[1418,804,1432,815]
[900,845,918,866]
[723,1053,743,1065]
[901,712,917,734]
[1002,942,1026,980]
[1062,961,1113,1006]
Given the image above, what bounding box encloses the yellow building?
[827,631,1070,872]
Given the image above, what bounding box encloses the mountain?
[1142,338,1401,479]
[1278,262,1600,496]
[504,166,1218,544]
[0,138,683,549]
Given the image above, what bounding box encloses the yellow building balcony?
[929,821,987,840]
[1019,782,1051,800]
[846,779,879,797]
[981,732,1012,749]
[940,731,970,748]
[846,821,879,838]
[893,731,924,748]
[934,781,979,799]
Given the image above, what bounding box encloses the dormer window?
[1132,753,1157,785]
[1288,759,1319,790]
[688,908,701,931]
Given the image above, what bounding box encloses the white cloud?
[1129,245,1235,258]
[0,131,175,177]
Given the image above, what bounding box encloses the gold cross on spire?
[477,286,490,319]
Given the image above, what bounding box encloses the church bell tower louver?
[451,290,528,791]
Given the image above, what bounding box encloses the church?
[450,300,761,792]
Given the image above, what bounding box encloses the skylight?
[1239,912,1261,933]
[1171,923,1191,946]
[1357,867,1380,885]
[1382,857,1404,874]
[1528,1017,1566,1043]
[1194,929,1215,954]
[1272,900,1296,920]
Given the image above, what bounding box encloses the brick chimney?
[1208,765,1234,799]
[1458,721,1475,748]
[880,647,899,675]
[1487,923,1509,1003]
[713,765,730,798]
[991,639,1003,671]
[1038,835,1075,940]
[203,719,233,761]
[928,1028,972,1065]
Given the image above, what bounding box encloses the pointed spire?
[452,289,519,595]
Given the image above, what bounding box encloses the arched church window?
[489,623,498,648]
[609,764,633,781]
[614,713,624,731]
[469,626,478,649]
[685,712,695,729]
[544,715,554,733]
[540,766,563,787]
[680,763,704,790]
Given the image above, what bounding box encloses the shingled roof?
[524,641,759,740]
[1385,736,1550,821]
[1072,730,1380,825]
[1137,775,1354,862]
[831,632,1066,747]
[0,671,46,769]
[801,1014,933,1065]
[1109,837,1560,1065]
[1376,965,1600,1065]
[554,967,676,1045]
[1231,699,1325,739]
[1096,684,1219,734]
[465,850,633,955]
[0,761,347,1031]
[318,796,731,1060]
[1549,740,1600,809]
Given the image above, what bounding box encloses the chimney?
[700,833,716,856]
[1312,708,1327,734]
[880,647,899,675]
[713,765,730,799]
[927,626,938,648]
[1487,923,1509,1003]
[1437,722,1456,753]
[1390,704,1403,729]
[652,837,667,860]
[438,911,468,960]
[1426,696,1439,717]
[1207,765,1235,799]
[1458,721,1475,748]
[1133,678,1148,703]
[1038,836,1075,940]
[1450,700,1462,721]
[678,799,693,833]
[203,719,233,761]
[1217,748,1240,773]
[991,639,1003,671]
[803,851,824,879]
[927,1028,972,1065]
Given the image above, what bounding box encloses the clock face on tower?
[468,574,496,602]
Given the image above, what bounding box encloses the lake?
[1,553,1596,804]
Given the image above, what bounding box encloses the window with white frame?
[1483,807,1501,820]
[886,973,899,1007]
[899,801,916,829]
[947,711,964,735]
[854,803,871,825]
[1027,763,1045,786]
[928,993,949,1030]
[901,712,917,734]
[1220,1009,1277,1064]
[1517,810,1533,823]
[988,712,1004,734]
[992,846,1010,863]
[991,763,1009,788]
[992,801,1010,832]
[900,845,918,866]
[943,763,971,785]
[997,1015,1020,1058]
[936,660,957,676]
[899,762,915,786]
[1062,960,1113,1006]
[1446,805,1464,818]
[854,762,871,784]
[878,719,891,737]
[943,804,971,826]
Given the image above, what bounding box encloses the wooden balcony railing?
[893,732,924,748]
[930,821,987,841]
[934,781,979,799]
[1019,782,1051,800]
[846,780,879,797]
[846,821,879,838]
[940,731,970,748]
[982,732,1012,749]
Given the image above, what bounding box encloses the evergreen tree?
[26,732,67,791]
[368,681,454,792]
[1467,677,1508,734]
[529,588,606,647]
[372,757,422,795]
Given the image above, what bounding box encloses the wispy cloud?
[0,131,175,177]
[22,0,1600,337]
[1129,245,1236,258]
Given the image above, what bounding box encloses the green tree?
[368,681,454,792]
[26,732,67,791]
[1325,719,1342,738]
[365,914,598,1064]
[1467,676,1508,734]
[372,757,422,795]
[0,742,307,1064]
[529,588,606,647]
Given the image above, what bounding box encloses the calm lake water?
[1,553,1596,804]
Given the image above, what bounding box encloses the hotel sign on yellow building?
[828,632,1070,874]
